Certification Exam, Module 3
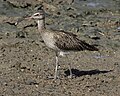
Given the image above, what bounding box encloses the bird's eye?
[34,13,40,16]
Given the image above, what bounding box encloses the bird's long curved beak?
[25,16,33,19]
[15,16,32,25]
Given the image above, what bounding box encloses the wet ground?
[0,0,120,96]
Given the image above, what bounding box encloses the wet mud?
[0,0,120,96]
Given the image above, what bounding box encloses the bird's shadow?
[64,69,113,77]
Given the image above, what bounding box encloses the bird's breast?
[41,32,58,50]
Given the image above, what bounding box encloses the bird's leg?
[68,63,72,78]
[66,55,73,78]
[54,52,59,80]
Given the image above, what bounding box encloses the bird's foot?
[46,76,59,80]
[54,76,60,80]
[46,76,54,79]
[68,74,74,79]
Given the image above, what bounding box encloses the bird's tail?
[78,40,98,51]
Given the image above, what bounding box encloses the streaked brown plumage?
[54,30,98,51]
[26,9,98,79]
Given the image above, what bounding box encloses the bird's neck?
[37,19,45,32]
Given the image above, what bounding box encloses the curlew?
[22,9,98,79]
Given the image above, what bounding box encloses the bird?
[24,9,98,80]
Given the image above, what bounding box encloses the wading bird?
[22,9,98,79]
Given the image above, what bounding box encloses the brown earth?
[0,0,120,96]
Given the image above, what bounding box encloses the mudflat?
[0,0,120,96]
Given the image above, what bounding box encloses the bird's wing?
[54,31,98,51]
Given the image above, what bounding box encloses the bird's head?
[15,10,45,25]
[29,10,45,20]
